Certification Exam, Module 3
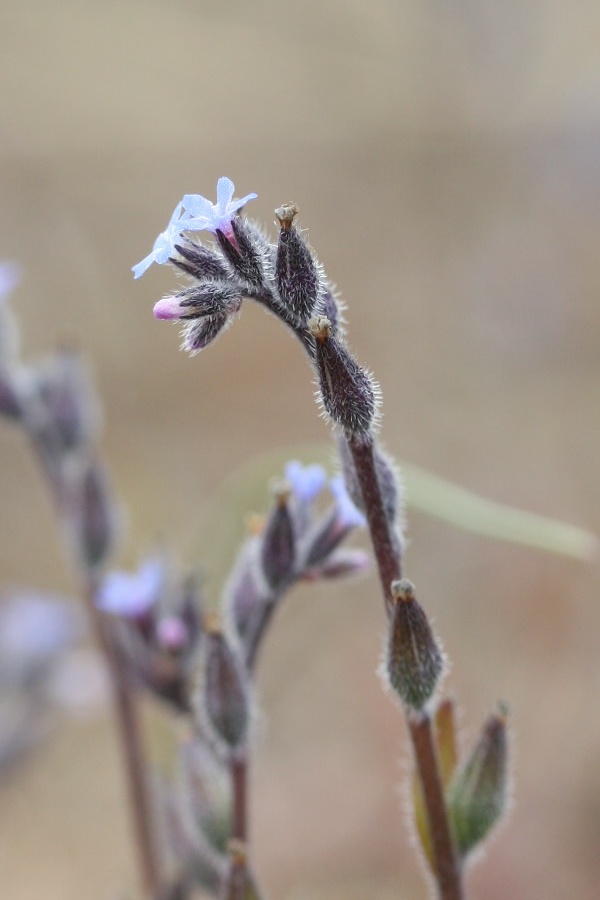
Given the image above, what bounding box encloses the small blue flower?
[285,460,327,504]
[132,202,185,279]
[329,475,366,529]
[181,176,257,239]
[0,262,21,303]
[96,559,164,618]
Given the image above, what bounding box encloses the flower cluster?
[93,460,367,892]
[132,178,257,280]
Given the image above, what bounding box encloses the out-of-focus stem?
[347,432,463,900]
[230,750,249,842]
[83,577,163,900]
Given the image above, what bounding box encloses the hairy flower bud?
[181,313,232,355]
[385,579,444,711]
[154,281,242,322]
[448,706,509,859]
[202,621,250,752]
[216,218,270,290]
[260,486,296,590]
[172,241,230,280]
[275,204,320,322]
[309,316,377,435]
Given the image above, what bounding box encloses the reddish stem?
[347,432,463,900]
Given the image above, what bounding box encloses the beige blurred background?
[1,1,600,897]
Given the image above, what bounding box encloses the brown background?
[1,1,599,897]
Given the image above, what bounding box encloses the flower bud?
[385,579,444,711]
[308,316,377,435]
[260,486,296,591]
[274,204,320,322]
[172,240,230,280]
[154,281,242,321]
[223,535,264,642]
[448,706,509,859]
[180,738,231,853]
[34,349,98,453]
[202,620,250,752]
[71,460,116,571]
[0,371,23,419]
[181,312,232,355]
[216,218,270,290]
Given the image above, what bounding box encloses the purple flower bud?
[223,536,264,642]
[171,241,230,280]
[260,488,296,590]
[385,579,444,711]
[215,218,271,290]
[97,558,164,619]
[156,616,189,654]
[202,621,250,752]
[274,204,321,322]
[154,282,242,322]
[34,349,98,452]
[308,316,378,435]
[72,460,116,570]
[181,312,232,355]
[0,372,24,419]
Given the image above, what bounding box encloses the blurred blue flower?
[96,559,164,618]
[181,176,257,240]
[0,262,21,304]
[132,202,185,279]
[329,475,366,529]
[0,592,82,682]
[284,460,327,503]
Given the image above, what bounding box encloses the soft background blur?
[1,1,599,897]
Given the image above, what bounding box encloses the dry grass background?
[1,1,600,897]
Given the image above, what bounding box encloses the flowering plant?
[0,180,517,900]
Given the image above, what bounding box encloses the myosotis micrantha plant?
[0,179,509,900]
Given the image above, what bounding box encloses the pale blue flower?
[0,262,21,303]
[285,460,327,503]
[96,559,164,618]
[181,176,257,239]
[329,475,366,529]
[132,202,185,279]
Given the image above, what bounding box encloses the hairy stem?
[347,432,463,900]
